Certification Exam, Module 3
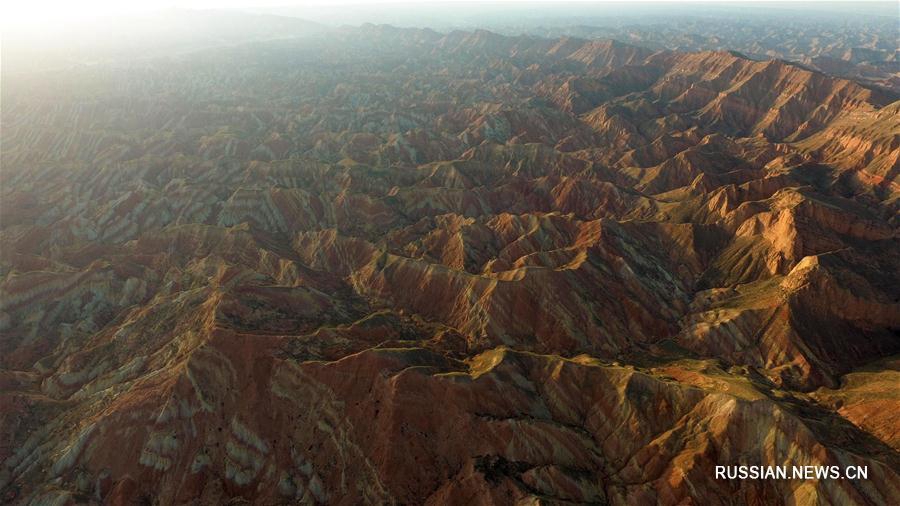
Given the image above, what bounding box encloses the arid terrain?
[1,8,899,505]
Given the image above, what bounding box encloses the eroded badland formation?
[1,9,899,505]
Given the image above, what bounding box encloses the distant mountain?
[519,15,900,92]
[2,9,325,74]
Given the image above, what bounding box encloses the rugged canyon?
[1,19,899,505]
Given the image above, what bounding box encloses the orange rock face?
[1,21,899,506]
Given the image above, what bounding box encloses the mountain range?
[1,13,899,505]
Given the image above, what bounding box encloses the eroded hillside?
[1,25,899,505]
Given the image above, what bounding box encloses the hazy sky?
[2,0,896,31]
[3,0,890,24]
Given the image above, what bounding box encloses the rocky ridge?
[1,25,899,505]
